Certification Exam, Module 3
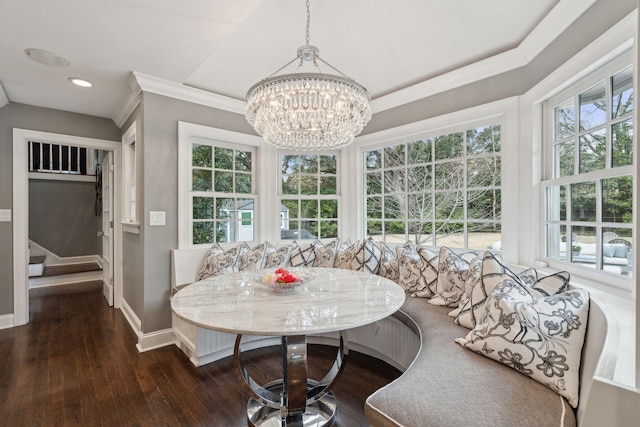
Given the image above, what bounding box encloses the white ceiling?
[0,0,564,121]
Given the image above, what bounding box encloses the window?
[190,138,256,245]
[363,123,501,249]
[279,153,339,240]
[122,122,138,229]
[543,56,633,278]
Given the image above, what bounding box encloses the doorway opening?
[13,129,122,326]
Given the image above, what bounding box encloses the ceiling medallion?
[245,0,371,150]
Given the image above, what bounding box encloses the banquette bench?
[170,243,619,427]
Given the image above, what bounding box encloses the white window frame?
[277,150,341,242]
[360,120,502,249]
[518,10,636,297]
[122,121,139,234]
[177,122,265,249]
[353,98,518,255]
[540,52,634,290]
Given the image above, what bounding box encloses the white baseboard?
[120,298,142,338]
[29,272,103,288]
[120,299,174,352]
[136,328,175,353]
[29,240,102,266]
[0,314,14,330]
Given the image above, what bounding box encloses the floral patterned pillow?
[455,252,570,329]
[377,241,400,283]
[456,277,590,408]
[334,239,361,269]
[428,247,478,307]
[199,242,250,279]
[264,243,293,268]
[448,256,482,318]
[196,243,224,281]
[238,241,269,271]
[350,238,382,274]
[396,243,424,293]
[313,239,340,267]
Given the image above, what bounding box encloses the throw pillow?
[455,252,570,329]
[350,237,382,274]
[396,243,424,294]
[412,246,439,298]
[456,277,590,408]
[428,247,478,307]
[200,242,250,279]
[377,241,400,283]
[288,240,319,267]
[264,244,293,268]
[448,256,482,318]
[238,241,269,271]
[313,238,340,267]
[334,239,361,269]
[196,243,224,281]
[455,251,516,328]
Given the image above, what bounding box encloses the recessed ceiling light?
[69,78,93,88]
[24,48,70,67]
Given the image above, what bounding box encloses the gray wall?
[120,105,145,322]
[0,102,120,315]
[29,179,100,257]
[123,92,254,333]
[364,0,637,134]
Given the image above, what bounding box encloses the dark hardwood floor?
[0,281,401,426]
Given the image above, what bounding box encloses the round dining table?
[171,266,405,426]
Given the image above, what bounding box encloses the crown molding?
[371,0,598,113]
[134,72,245,114]
[111,73,141,127]
[111,0,617,123]
[112,71,246,127]
[0,80,9,108]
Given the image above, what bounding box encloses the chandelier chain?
[305,0,311,46]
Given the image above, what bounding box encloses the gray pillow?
[611,243,629,258]
[602,244,616,258]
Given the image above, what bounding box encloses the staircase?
[29,255,102,288]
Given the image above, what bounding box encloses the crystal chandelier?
[245,0,371,150]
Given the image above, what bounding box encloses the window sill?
[122,222,140,234]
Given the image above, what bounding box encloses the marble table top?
[171,267,406,336]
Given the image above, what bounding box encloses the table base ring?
[234,332,349,426]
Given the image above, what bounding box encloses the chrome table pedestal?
[235,332,348,427]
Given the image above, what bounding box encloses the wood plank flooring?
[0,281,401,426]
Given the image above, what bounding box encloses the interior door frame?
[12,128,122,326]
[101,151,115,306]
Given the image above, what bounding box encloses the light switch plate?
[149,211,166,226]
[0,209,11,222]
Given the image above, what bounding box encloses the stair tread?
[29,255,46,264]
[41,262,102,277]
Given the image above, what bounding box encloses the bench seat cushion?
[366,297,576,427]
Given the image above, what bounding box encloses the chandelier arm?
[316,55,354,80]
[264,56,301,80]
